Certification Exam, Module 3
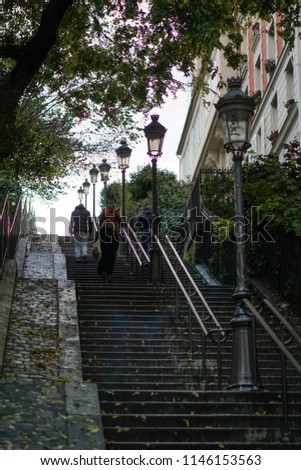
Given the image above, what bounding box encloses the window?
[267,20,276,64]
[270,94,278,139]
[285,59,294,102]
[254,56,262,91]
[256,130,262,156]
[191,109,201,155]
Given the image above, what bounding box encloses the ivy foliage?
[199,143,301,237]
[199,143,301,283]
[243,141,301,237]
[201,171,234,219]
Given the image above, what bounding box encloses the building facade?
[177,16,301,181]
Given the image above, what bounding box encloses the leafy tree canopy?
[0,88,133,198]
[128,165,178,201]
[1,0,300,196]
[1,0,300,137]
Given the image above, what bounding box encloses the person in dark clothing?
[69,203,92,262]
[137,207,152,261]
[97,220,119,284]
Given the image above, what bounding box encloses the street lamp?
[144,115,167,283]
[82,178,91,207]
[116,139,132,255]
[89,164,99,219]
[215,76,257,391]
[77,186,84,203]
[116,139,132,222]
[98,158,111,207]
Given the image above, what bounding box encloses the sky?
[32,86,191,236]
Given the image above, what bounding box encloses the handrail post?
[251,312,260,390]
[175,283,179,322]
[280,324,290,443]
[188,285,192,353]
[217,338,222,389]
[166,262,170,296]
[202,333,207,387]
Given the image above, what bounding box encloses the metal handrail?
[8,197,21,259]
[127,224,150,262]
[0,191,34,278]
[155,234,231,388]
[155,234,209,336]
[165,234,223,331]
[243,297,301,442]
[244,298,301,374]
[0,191,9,278]
[263,298,301,348]
[122,226,143,268]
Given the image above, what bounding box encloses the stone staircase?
[59,236,301,449]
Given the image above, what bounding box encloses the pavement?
[0,234,105,450]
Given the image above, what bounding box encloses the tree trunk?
[0,0,74,151]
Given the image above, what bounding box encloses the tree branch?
[0,0,74,138]
[11,0,74,90]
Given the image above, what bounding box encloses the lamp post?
[77,186,84,204]
[215,77,257,391]
[98,158,111,207]
[89,164,99,220]
[116,139,132,221]
[82,178,91,207]
[116,139,132,255]
[144,115,167,283]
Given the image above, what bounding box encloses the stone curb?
[0,260,16,375]
[16,237,27,278]
[65,383,106,450]
[57,264,105,449]
[58,280,83,382]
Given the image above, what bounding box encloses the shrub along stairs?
[59,236,301,449]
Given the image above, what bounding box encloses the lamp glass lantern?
[215,77,255,153]
[99,158,111,182]
[116,139,132,169]
[144,115,167,158]
[82,178,91,195]
[89,164,99,183]
[77,186,84,202]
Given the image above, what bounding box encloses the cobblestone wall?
[2,279,59,379]
[0,235,104,450]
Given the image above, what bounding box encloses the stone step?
[84,366,300,383]
[103,425,301,444]
[59,236,301,449]
[98,389,301,402]
[91,381,202,390]
[81,356,293,371]
[105,440,301,450]
[88,381,300,395]
[102,412,301,429]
